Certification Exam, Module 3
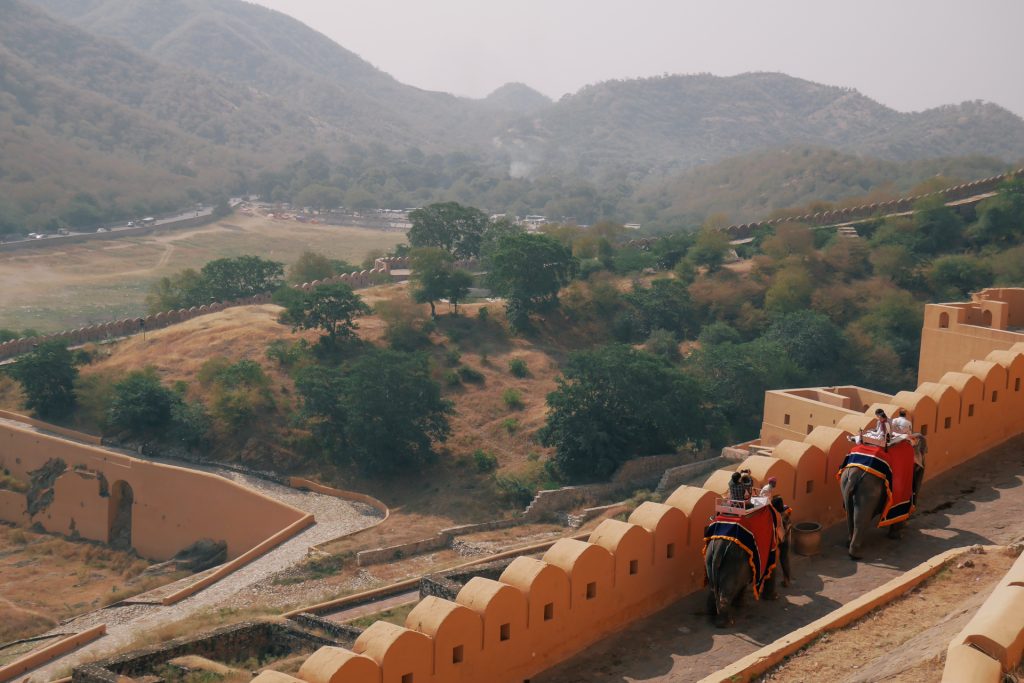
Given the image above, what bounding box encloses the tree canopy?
[279,282,371,348]
[487,232,578,330]
[7,340,78,420]
[539,344,704,482]
[408,202,489,259]
[296,349,453,475]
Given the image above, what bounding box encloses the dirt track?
[536,435,1024,683]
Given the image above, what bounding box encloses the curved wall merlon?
[0,423,310,561]
[943,550,1024,682]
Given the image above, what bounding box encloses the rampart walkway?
[535,435,1024,682]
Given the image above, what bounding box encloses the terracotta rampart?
[0,421,310,561]
[264,289,1024,683]
[942,549,1024,682]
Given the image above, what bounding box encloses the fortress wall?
[271,289,1024,683]
[918,292,1024,384]
[0,422,309,561]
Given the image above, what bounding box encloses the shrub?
[445,348,462,367]
[644,328,680,361]
[501,417,520,434]
[457,366,485,384]
[266,339,309,369]
[473,449,498,473]
[508,358,529,378]
[444,370,461,387]
[502,388,524,410]
[477,306,489,321]
[494,474,535,508]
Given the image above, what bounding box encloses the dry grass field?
[0,214,403,333]
[0,525,184,644]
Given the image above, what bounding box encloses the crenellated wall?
[625,167,1024,249]
[261,288,1024,683]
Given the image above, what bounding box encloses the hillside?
[498,73,1024,181]
[29,0,499,151]
[0,0,324,228]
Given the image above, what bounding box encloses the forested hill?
[27,0,500,150]
[498,73,1024,181]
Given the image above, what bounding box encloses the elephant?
[704,536,776,627]
[840,465,903,559]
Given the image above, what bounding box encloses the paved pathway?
[536,436,1024,683]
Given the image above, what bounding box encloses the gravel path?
[13,448,383,683]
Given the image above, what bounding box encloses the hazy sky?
[251,0,1024,117]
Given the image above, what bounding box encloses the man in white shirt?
[891,409,912,435]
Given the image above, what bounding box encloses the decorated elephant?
[839,437,921,559]
[703,503,779,627]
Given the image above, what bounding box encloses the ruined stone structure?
[0,420,311,561]
[256,288,1024,683]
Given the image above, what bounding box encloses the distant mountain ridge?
[2,0,1023,231]
[496,73,1024,181]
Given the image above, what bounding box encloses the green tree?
[687,227,731,272]
[763,310,847,378]
[488,232,578,331]
[686,337,803,442]
[539,345,704,482]
[200,256,284,301]
[969,179,1024,247]
[408,202,489,258]
[926,255,995,299]
[342,350,453,475]
[8,340,78,420]
[410,248,454,318]
[146,268,206,312]
[279,282,371,348]
[107,369,208,448]
[914,196,964,255]
[764,265,813,314]
[625,278,697,340]
[289,251,336,284]
[445,270,474,315]
[106,369,174,437]
[296,351,453,474]
[294,367,349,454]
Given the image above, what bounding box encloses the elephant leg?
[848,500,875,560]
[763,571,779,601]
[887,521,904,540]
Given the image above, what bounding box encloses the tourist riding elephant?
[840,465,902,559]
[704,536,776,627]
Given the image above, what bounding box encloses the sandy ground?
[535,435,1024,683]
[0,214,402,332]
[759,549,1016,682]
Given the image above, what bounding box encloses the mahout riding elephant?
[840,465,903,559]
[704,536,776,627]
